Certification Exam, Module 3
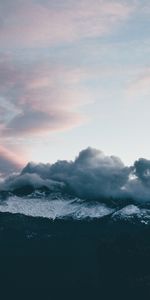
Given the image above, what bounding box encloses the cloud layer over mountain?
[1,147,150,204]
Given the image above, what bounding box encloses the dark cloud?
[46,147,129,199]
[0,147,129,199]
[2,147,150,204]
[3,173,64,193]
[133,158,150,187]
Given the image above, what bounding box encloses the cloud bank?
[1,147,150,204]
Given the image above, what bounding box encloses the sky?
[0,0,150,174]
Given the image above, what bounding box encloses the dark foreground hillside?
[0,212,150,299]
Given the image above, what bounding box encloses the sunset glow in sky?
[0,0,150,173]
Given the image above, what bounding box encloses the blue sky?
[0,0,150,172]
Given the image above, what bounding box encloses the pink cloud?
[0,0,135,48]
[0,145,24,176]
[4,109,85,136]
[0,58,91,137]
